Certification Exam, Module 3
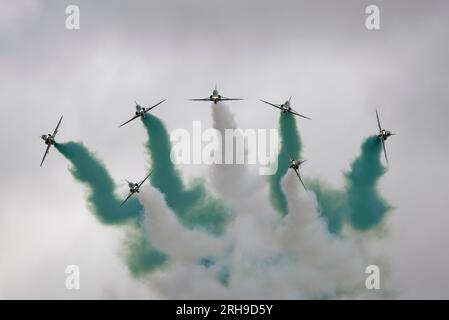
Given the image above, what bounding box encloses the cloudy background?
[0,0,448,299]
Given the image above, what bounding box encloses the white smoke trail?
[138,186,232,299]
[210,103,282,269]
[210,103,279,223]
[138,187,225,263]
[209,103,265,205]
[278,171,369,298]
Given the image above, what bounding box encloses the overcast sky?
[1,0,449,299]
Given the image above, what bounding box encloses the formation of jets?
[40,86,396,199]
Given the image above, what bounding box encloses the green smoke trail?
[142,114,230,235]
[55,142,142,224]
[269,113,302,215]
[55,142,168,275]
[306,178,348,235]
[124,228,168,276]
[307,136,390,233]
[345,136,389,230]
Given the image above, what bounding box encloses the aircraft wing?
[293,168,307,190]
[220,97,243,101]
[189,97,211,101]
[145,99,167,113]
[52,115,63,137]
[260,99,283,111]
[380,137,388,163]
[118,114,140,128]
[376,110,382,131]
[138,171,152,188]
[289,109,312,120]
[40,144,52,167]
[120,191,135,207]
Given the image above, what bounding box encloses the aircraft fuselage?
[135,108,147,118]
[289,159,300,170]
[281,101,291,113]
[210,90,221,104]
[41,134,55,145]
[378,129,392,141]
[128,183,140,194]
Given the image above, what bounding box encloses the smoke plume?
[55,142,167,276]
[56,104,393,298]
[142,115,230,235]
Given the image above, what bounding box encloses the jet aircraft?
[120,172,152,207]
[260,97,311,120]
[119,100,166,128]
[376,109,395,163]
[189,85,243,104]
[40,115,63,167]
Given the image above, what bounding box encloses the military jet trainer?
[189,85,243,104]
[260,97,311,120]
[40,115,63,167]
[376,109,395,163]
[119,99,166,128]
[288,157,307,190]
[120,171,152,207]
